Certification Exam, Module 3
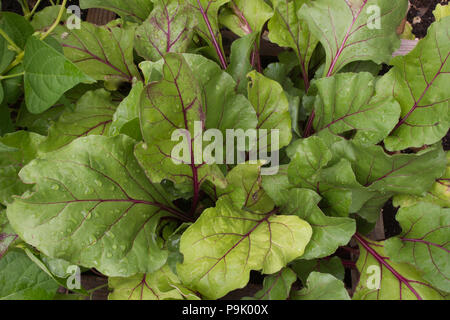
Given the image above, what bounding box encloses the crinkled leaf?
[135,0,195,61]
[177,196,312,299]
[135,53,226,192]
[218,162,275,213]
[24,36,93,114]
[383,18,450,151]
[247,70,292,150]
[57,21,139,82]
[291,272,350,300]
[7,135,188,277]
[311,72,401,145]
[244,268,296,300]
[38,89,117,153]
[291,256,345,284]
[354,235,445,300]
[268,0,318,89]
[109,265,200,300]
[0,250,59,300]
[433,4,450,21]
[220,0,273,37]
[80,0,153,22]
[299,0,407,76]
[385,203,450,292]
[332,140,447,195]
[282,188,356,259]
[0,131,45,206]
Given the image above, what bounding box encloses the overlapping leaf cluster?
[0,0,448,300]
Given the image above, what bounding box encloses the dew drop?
[94,180,103,187]
[51,184,60,190]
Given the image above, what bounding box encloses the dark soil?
[407,0,448,38]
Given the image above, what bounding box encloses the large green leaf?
[332,141,447,195]
[7,135,189,277]
[282,188,356,259]
[135,0,195,61]
[311,72,401,145]
[244,268,297,300]
[393,152,450,208]
[218,162,275,213]
[177,196,312,299]
[135,53,226,193]
[57,21,140,82]
[80,0,153,22]
[268,0,318,89]
[0,250,59,300]
[0,131,45,206]
[383,18,450,151]
[0,35,15,74]
[385,203,450,292]
[247,70,292,150]
[299,0,407,76]
[24,36,93,114]
[39,89,117,153]
[109,265,200,300]
[220,0,273,37]
[291,272,350,300]
[353,234,445,300]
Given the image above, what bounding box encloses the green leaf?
[16,103,67,136]
[38,89,117,153]
[354,235,445,300]
[261,165,293,206]
[109,265,200,300]
[80,0,153,23]
[57,21,140,82]
[227,32,258,95]
[24,36,93,114]
[433,3,450,22]
[189,0,230,67]
[332,141,447,195]
[0,250,59,300]
[383,18,450,151]
[291,272,350,300]
[135,0,195,61]
[299,0,408,76]
[385,203,450,292]
[30,5,68,31]
[109,82,143,141]
[268,0,318,89]
[177,196,312,299]
[291,256,345,284]
[0,131,45,206]
[244,268,297,300]
[282,188,356,259]
[135,53,226,192]
[7,135,189,277]
[0,35,15,74]
[393,152,450,208]
[0,12,34,49]
[311,72,401,145]
[218,162,275,213]
[247,70,292,150]
[0,103,13,135]
[220,0,273,37]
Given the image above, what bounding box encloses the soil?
[407,0,448,38]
